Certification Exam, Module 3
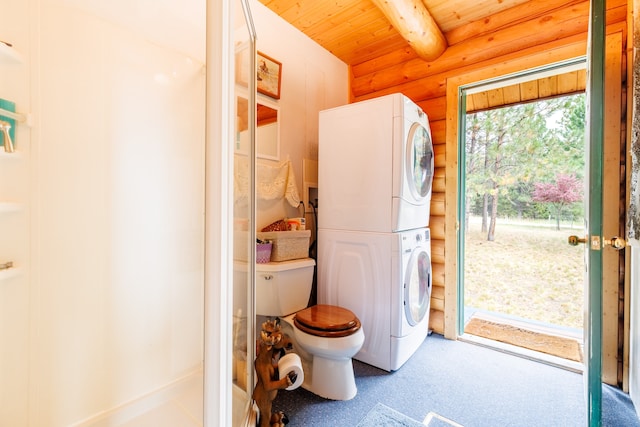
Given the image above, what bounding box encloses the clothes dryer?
[317,227,432,371]
[318,93,434,233]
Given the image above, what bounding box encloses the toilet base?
[303,355,357,401]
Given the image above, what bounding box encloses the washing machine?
[317,227,432,371]
[318,93,434,233]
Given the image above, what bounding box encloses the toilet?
[255,258,364,400]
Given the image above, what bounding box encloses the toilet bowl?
[256,258,364,400]
[283,305,364,400]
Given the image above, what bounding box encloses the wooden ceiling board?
[423,0,531,33]
[537,76,558,98]
[501,85,522,105]
[519,80,540,102]
[259,0,621,69]
[471,92,489,111]
[576,68,587,89]
[466,95,476,112]
[259,0,534,65]
[301,2,379,38]
[336,33,410,66]
[281,0,363,33]
[486,87,505,109]
[557,70,580,93]
[443,0,585,46]
[309,7,391,50]
[464,70,586,113]
[258,0,301,16]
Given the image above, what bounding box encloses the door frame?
[454,56,588,338]
[445,40,589,339]
[444,26,623,427]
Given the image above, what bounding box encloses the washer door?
[405,122,434,200]
[404,247,432,326]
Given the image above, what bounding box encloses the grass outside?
[464,218,584,330]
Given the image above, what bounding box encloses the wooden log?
[418,97,446,121]
[432,176,445,194]
[353,2,591,95]
[429,310,444,335]
[351,34,586,100]
[431,283,444,301]
[432,263,445,288]
[350,0,625,78]
[433,165,445,180]
[430,294,444,312]
[431,239,445,264]
[429,216,445,240]
[429,119,445,143]
[369,0,447,62]
[445,0,587,46]
[430,192,445,217]
[336,33,410,67]
[351,4,626,99]
[433,145,446,168]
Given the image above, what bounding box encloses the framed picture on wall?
[257,52,282,99]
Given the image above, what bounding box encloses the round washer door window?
[406,122,434,199]
[404,248,432,326]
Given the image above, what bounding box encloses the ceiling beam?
[370,0,447,61]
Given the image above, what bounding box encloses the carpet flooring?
[355,403,423,427]
[464,317,583,362]
[272,333,639,426]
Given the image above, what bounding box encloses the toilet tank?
[256,258,315,316]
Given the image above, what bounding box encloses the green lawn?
[463,220,584,330]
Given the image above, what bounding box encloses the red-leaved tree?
[532,173,583,230]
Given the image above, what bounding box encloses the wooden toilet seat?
[293,304,361,338]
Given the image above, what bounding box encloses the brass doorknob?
[604,236,627,250]
[568,235,586,246]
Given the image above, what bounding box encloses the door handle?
[603,236,627,250]
[568,235,586,246]
[568,235,627,250]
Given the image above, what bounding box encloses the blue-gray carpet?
[273,333,640,426]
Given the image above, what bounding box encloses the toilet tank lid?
[257,257,315,272]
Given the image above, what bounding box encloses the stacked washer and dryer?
[317,93,434,372]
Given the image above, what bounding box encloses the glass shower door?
[232,0,257,425]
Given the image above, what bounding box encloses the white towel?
[234,156,301,207]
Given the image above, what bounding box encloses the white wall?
[28,1,205,425]
[1,0,348,425]
[249,0,348,228]
[0,1,32,425]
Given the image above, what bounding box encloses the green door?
[584,0,605,425]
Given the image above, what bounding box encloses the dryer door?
[404,246,432,327]
[405,122,434,200]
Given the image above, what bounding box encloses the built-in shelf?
[0,150,22,159]
[0,266,21,282]
[0,42,24,64]
[0,202,23,213]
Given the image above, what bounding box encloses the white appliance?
[318,93,434,233]
[317,93,434,370]
[317,227,432,371]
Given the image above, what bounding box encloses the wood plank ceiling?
[466,69,586,112]
[258,0,532,66]
[259,0,587,104]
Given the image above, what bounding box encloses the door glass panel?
[405,250,431,325]
[232,0,256,424]
[408,123,433,198]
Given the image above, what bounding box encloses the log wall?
[346,0,628,386]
